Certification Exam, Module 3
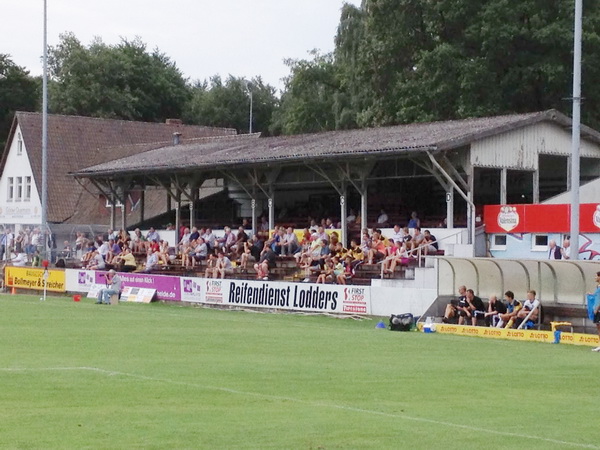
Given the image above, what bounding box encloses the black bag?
[389,313,414,332]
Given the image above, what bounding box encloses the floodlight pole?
[570,0,583,260]
[41,0,49,259]
[244,80,253,134]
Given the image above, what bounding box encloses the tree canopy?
[0,55,39,149]
[277,0,600,133]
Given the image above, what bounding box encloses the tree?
[271,51,350,135]
[0,55,39,149]
[48,33,190,122]
[277,0,600,132]
[184,75,278,134]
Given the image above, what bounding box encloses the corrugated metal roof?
[74,109,596,177]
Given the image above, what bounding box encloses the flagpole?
[42,0,49,259]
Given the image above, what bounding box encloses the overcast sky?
[1,0,361,93]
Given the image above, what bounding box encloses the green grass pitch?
[1,294,599,449]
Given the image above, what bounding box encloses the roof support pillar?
[427,151,475,247]
[360,180,368,231]
[340,184,347,247]
[175,189,182,242]
[251,186,257,237]
[140,190,145,225]
[110,197,116,230]
[500,168,507,205]
[268,187,275,233]
[446,188,454,229]
[532,170,540,204]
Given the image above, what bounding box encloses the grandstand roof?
[73,109,598,178]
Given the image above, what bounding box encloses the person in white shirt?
[377,209,389,226]
[561,237,571,260]
[144,249,159,272]
[515,290,540,328]
[281,227,299,255]
[10,252,28,266]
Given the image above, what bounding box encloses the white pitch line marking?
[1,366,598,449]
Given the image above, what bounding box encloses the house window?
[531,234,548,251]
[16,177,23,202]
[7,177,14,201]
[17,133,23,155]
[491,234,507,251]
[24,176,31,202]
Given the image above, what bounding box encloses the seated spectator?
[367,229,386,264]
[97,239,110,261]
[191,238,208,269]
[202,228,216,251]
[130,228,146,253]
[325,218,335,229]
[114,247,137,272]
[270,227,285,255]
[301,239,327,282]
[259,216,269,232]
[178,227,191,251]
[384,241,409,274]
[408,227,425,257]
[407,211,420,232]
[314,226,329,245]
[422,230,439,255]
[281,227,299,255]
[514,290,540,328]
[88,250,106,270]
[466,289,486,326]
[143,249,159,273]
[189,227,200,242]
[316,258,335,284]
[255,247,278,280]
[60,240,73,259]
[157,240,171,265]
[146,227,160,243]
[204,253,217,278]
[442,285,467,323]
[346,209,357,224]
[10,251,28,267]
[337,255,355,285]
[484,295,507,327]
[212,251,234,279]
[496,290,522,328]
[347,239,365,270]
[106,239,122,264]
[390,225,403,245]
[377,209,389,226]
[230,226,249,256]
[239,239,257,271]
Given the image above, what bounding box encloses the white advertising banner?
[204,279,371,315]
[66,269,371,315]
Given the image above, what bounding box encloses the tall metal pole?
[570,0,583,260]
[248,88,253,134]
[41,0,49,259]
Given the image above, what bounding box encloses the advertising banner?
[93,272,180,302]
[5,267,65,292]
[484,203,600,234]
[64,269,372,315]
[180,276,204,303]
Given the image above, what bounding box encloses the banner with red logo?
[484,203,600,234]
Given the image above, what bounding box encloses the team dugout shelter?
[72,110,600,256]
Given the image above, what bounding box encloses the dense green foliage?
[47,33,190,123]
[184,75,278,134]
[1,294,599,448]
[4,1,600,144]
[278,0,600,132]
[0,55,39,149]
